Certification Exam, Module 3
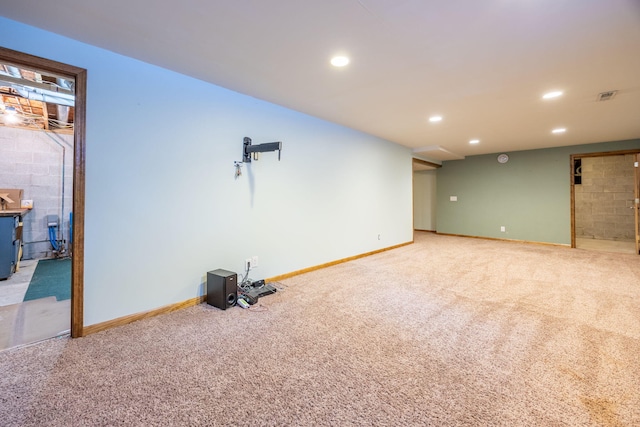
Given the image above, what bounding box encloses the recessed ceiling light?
[330,56,350,67]
[552,128,566,134]
[543,91,563,99]
[469,139,480,144]
[429,115,443,123]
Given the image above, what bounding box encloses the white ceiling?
[2,0,640,162]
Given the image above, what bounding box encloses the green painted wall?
[436,139,640,244]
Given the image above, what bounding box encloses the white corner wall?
[0,18,413,326]
[413,170,437,231]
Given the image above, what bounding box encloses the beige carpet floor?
[1,232,639,426]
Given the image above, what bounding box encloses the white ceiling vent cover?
[597,90,618,101]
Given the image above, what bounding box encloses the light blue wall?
[437,139,640,244]
[0,18,413,326]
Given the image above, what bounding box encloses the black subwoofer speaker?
[207,269,237,310]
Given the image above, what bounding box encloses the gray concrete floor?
[575,238,637,254]
[0,259,70,352]
[0,259,37,306]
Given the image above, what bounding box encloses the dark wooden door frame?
[0,46,86,337]
[635,154,640,255]
[570,148,640,250]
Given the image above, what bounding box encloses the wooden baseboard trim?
[266,240,413,282]
[82,295,206,337]
[81,241,413,336]
[435,232,570,248]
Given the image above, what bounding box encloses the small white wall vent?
[597,90,618,101]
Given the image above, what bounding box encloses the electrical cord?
[248,304,268,312]
[271,282,287,291]
[238,263,252,289]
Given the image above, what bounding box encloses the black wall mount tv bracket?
[243,137,282,163]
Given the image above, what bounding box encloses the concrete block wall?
[0,126,74,259]
[575,154,635,241]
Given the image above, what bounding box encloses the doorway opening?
[0,47,86,350]
[412,158,440,233]
[571,149,640,255]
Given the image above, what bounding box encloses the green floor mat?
[23,258,71,302]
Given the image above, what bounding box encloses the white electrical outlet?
[251,256,259,268]
[500,226,506,232]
